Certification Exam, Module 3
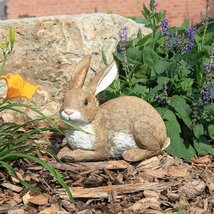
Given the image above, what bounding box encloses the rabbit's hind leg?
[122,120,162,162]
[122,148,159,162]
[133,119,162,151]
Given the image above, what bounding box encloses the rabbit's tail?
[161,137,170,150]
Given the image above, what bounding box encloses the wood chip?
[144,190,159,198]
[13,193,22,204]
[0,194,13,201]
[144,169,167,178]
[178,180,206,199]
[40,204,60,214]
[167,192,180,202]
[8,209,25,214]
[22,190,32,205]
[48,160,133,171]
[77,209,93,214]
[27,166,44,171]
[60,199,76,212]
[0,205,11,213]
[167,166,188,177]
[60,182,170,199]
[11,172,23,184]
[7,199,17,207]
[192,156,212,165]
[136,157,160,170]
[28,194,50,205]
[1,182,23,193]
[128,197,161,212]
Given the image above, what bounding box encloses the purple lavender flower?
[203,61,213,74]
[182,26,197,54]
[161,18,170,36]
[154,95,161,104]
[160,18,173,49]
[117,26,128,51]
[161,18,181,50]
[150,0,158,12]
[161,18,197,54]
[186,26,197,39]
[200,61,214,105]
[119,26,128,41]
[154,83,170,105]
[200,85,214,104]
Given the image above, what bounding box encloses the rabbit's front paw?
[57,147,76,162]
[57,147,109,162]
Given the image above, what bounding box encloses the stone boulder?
[0,13,151,116]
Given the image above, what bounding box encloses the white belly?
[65,124,95,150]
[110,132,137,157]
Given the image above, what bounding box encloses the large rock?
[0,13,151,116]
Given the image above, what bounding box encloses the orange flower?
[1,73,38,100]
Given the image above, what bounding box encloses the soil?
[0,132,213,214]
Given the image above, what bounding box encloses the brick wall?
[210,0,214,18]
[7,0,209,26]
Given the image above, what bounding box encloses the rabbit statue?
[58,55,170,162]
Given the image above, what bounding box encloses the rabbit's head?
[60,55,118,124]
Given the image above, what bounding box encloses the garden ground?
[0,132,213,214]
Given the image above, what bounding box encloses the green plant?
[101,1,214,161]
[0,28,74,201]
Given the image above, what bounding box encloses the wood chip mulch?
[0,133,213,214]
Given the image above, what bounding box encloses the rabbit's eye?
[83,98,88,106]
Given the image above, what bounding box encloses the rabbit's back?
[100,96,165,133]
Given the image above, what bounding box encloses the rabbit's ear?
[88,61,118,96]
[70,55,91,89]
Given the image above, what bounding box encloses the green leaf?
[142,4,151,19]
[150,84,163,93]
[127,47,142,62]
[208,124,214,137]
[180,78,193,91]
[193,124,204,138]
[156,107,179,123]
[183,53,203,67]
[155,12,164,24]
[142,47,173,74]
[132,84,149,95]
[193,137,214,156]
[10,27,15,44]
[195,34,201,44]
[137,34,153,47]
[142,47,159,69]
[101,48,108,65]
[169,95,192,129]
[154,60,174,74]
[177,20,190,31]
[137,29,143,38]
[165,120,195,161]
[156,107,195,161]
[157,77,170,85]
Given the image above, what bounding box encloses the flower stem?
[0,56,8,75]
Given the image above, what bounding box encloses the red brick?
[6,0,209,26]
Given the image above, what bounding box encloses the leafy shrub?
[0,28,73,201]
[102,0,214,161]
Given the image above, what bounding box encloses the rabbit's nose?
[64,109,74,115]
